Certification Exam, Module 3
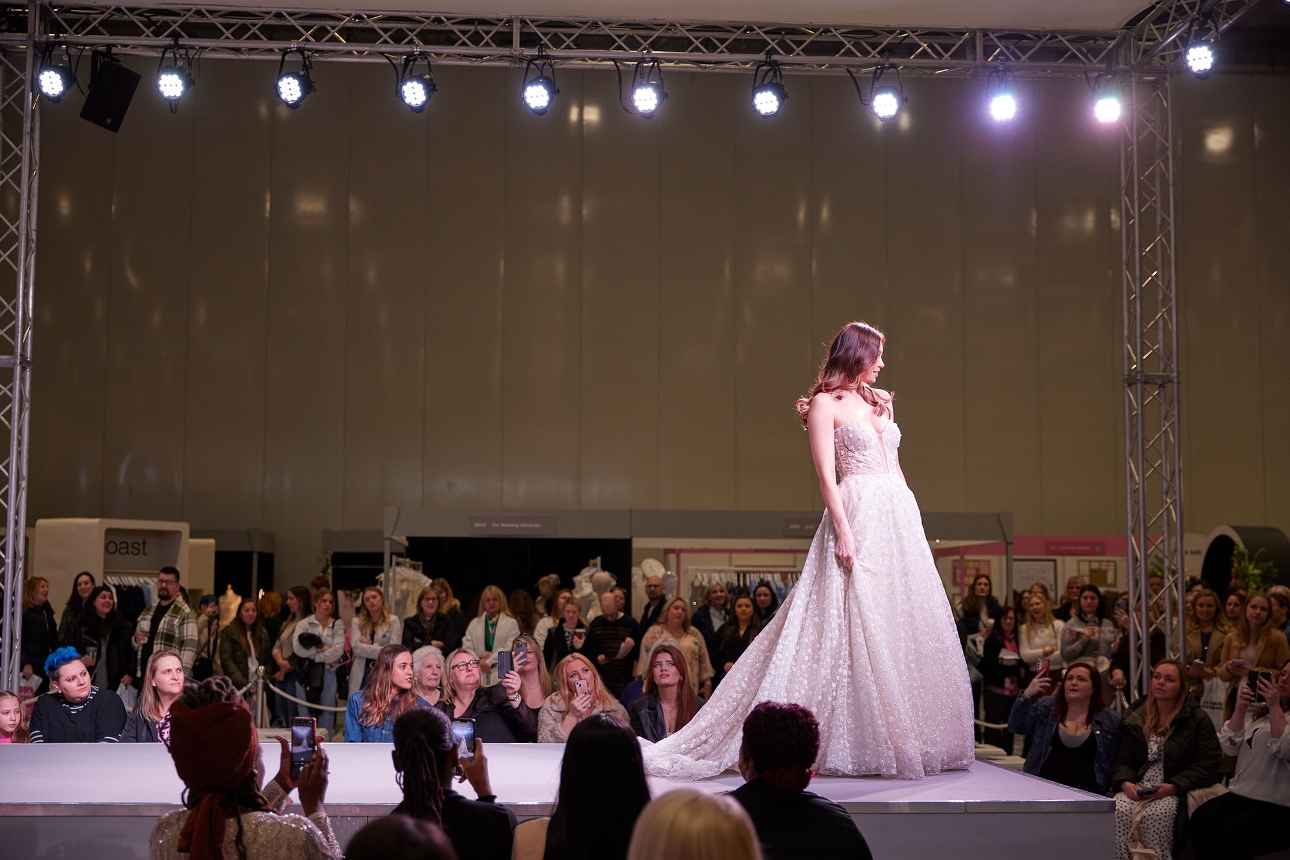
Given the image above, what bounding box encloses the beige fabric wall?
[28,59,1289,584]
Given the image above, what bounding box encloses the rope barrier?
[264,680,347,713]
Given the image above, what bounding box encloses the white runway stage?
[0,743,1113,859]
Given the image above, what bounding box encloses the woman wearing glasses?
[436,647,536,743]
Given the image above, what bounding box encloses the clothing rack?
[104,573,158,625]
[682,565,803,606]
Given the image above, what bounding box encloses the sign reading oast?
[101,529,183,570]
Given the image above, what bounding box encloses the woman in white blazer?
[348,586,403,698]
[462,585,520,685]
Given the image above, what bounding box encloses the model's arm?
[806,394,854,571]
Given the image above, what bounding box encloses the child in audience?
[0,689,30,742]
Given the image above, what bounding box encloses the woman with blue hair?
[28,646,127,743]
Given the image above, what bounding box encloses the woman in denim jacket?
[1008,661,1120,794]
[345,644,434,742]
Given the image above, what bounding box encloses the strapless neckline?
[835,417,895,436]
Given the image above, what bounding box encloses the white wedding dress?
[643,418,976,779]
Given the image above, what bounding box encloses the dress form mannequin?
[218,584,241,629]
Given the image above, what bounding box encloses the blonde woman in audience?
[411,645,444,707]
[1019,593,1065,675]
[636,597,714,699]
[1185,589,1227,697]
[538,653,629,743]
[626,789,763,860]
[1054,576,1086,622]
[462,585,519,685]
[432,578,461,614]
[511,633,551,709]
[123,649,185,743]
[1217,591,1290,719]
[0,688,30,742]
[533,588,573,652]
[350,586,403,699]
[292,587,346,732]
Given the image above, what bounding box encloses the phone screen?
[496,650,514,680]
[451,719,476,761]
[290,717,316,779]
[1137,785,1158,795]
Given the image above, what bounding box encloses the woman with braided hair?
[730,702,873,860]
[149,676,341,860]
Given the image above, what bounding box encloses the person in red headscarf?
[149,676,342,860]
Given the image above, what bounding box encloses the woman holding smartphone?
[1217,592,1290,720]
[544,597,587,672]
[437,647,534,743]
[538,653,629,743]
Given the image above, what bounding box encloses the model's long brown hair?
[359,644,418,728]
[796,321,892,426]
[641,642,697,731]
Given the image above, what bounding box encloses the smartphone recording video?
[451,718,476,761]
[496,650,514,680]
[290,717,316,779]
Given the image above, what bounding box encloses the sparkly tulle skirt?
[642,473,976,779]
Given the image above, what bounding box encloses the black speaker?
[79,50,140,133]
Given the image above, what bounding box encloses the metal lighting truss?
[0,0,1266,689]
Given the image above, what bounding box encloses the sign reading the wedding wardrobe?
[468,515,558,536]
[782,516,820,538]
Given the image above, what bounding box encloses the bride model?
[643,321,975,780]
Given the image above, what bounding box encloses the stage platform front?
[0,743,1112,859]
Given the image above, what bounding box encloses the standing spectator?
[1054,576,1086,622]
[538,653,630,743]
[122,649,185,742]
[149,676,342,860]
[391,708,517,860]
[1059,585,1116,669]
[133,566,198,677]
[292,587,346,733]
[58,571,96,644]
[731,702,872,860]
[1110,659,1221,860]
[956,574,1001,646]
[981,606,1023,753]
[630,641,698,742]
[70,584,136,692]
[350,586,403,699]
[612,586,629,615]
[193,594,221,681]
[1186,589,1228,701]
[259,591,284,651]
[751,583,779,626]
[691,582,729,661]
[585,592,641,699]
[716,595,761,688]
[1007,662,1120,794]
[1019,593,1066,674]
[220,598,272,696]
[1191,660,1290,860]
[1268,585,1290,640]
[0,689,30,743]
[627,790,762,860]
[534,589,573,652]
[544,598,586,672]
[404,586,466,656]
[1217,591,1290,719]
[638,573,668,632]
[346,644,418,742]
[439,648,535,743]
[543,713,652,860]
[1224,589,1247,628]
[270,586,310,728]
[462,585,520,686]
[29,647,127,743]
[636,598,714,699]
[509,589,540,638]
[20,577,58,693]
[412,645,445,707]
[433,578,462,616]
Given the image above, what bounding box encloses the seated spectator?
[511,634,551,740]
[150,676,341,860]
[1217,591,1290,719]
[463,586,520,685]
[509,589,540,638]
[123,649,185,742]
[538,653,630,743]
[1110,659,1221,860]
[1007,662,1120,794]
[346,644,418,742]
[1191,660,1290,860]
[1054,576,1085,622]
[29,647,126,743]
[404,587,466,656]
[627,789,762,860]
[345,815,458,860]
[69,584,137,692]
[543,713,651,860]
[980,606,1022,753]
[636,598,714,700]
[438,647,534,743]
[1018,593,1065,674]
[0,689,30,742]
[691,582,729,661]
[717,595,761,687]
[956,574,1001,646]
[730,702,872,860]
[533,588,573,652]
[1059,585,1116,669]
[752,582,779,626]
[543,598,586,672]
[391,708,517,860]
[630,641,698,742]
[350,586,404,699]
[220,598,272,696]
[412,645,445,707]
[585,593,641,699]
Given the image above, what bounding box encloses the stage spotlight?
[615,54,667,118]
[1088,70,1121,124]
[1185,43,1215,77]
[37,43,76,103]
[277,48,315,108]
[155,39,194,112]
[395,53,436,113]
[987,65,1019,122]
[750,52,787,118]
[847,64,905,122]
[1094,95,1121,123]
[871,87,901,120]
[1183,17,1217,80]
[521,46,558,115]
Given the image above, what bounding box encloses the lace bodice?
[834,419,901,478]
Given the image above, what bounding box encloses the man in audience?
[133,566,198,677]
[730,702,872,860]
[586,592,641,699]
[638,574,667,631]
[29,647,127,742]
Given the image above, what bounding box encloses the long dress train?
[642,419,976,779]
